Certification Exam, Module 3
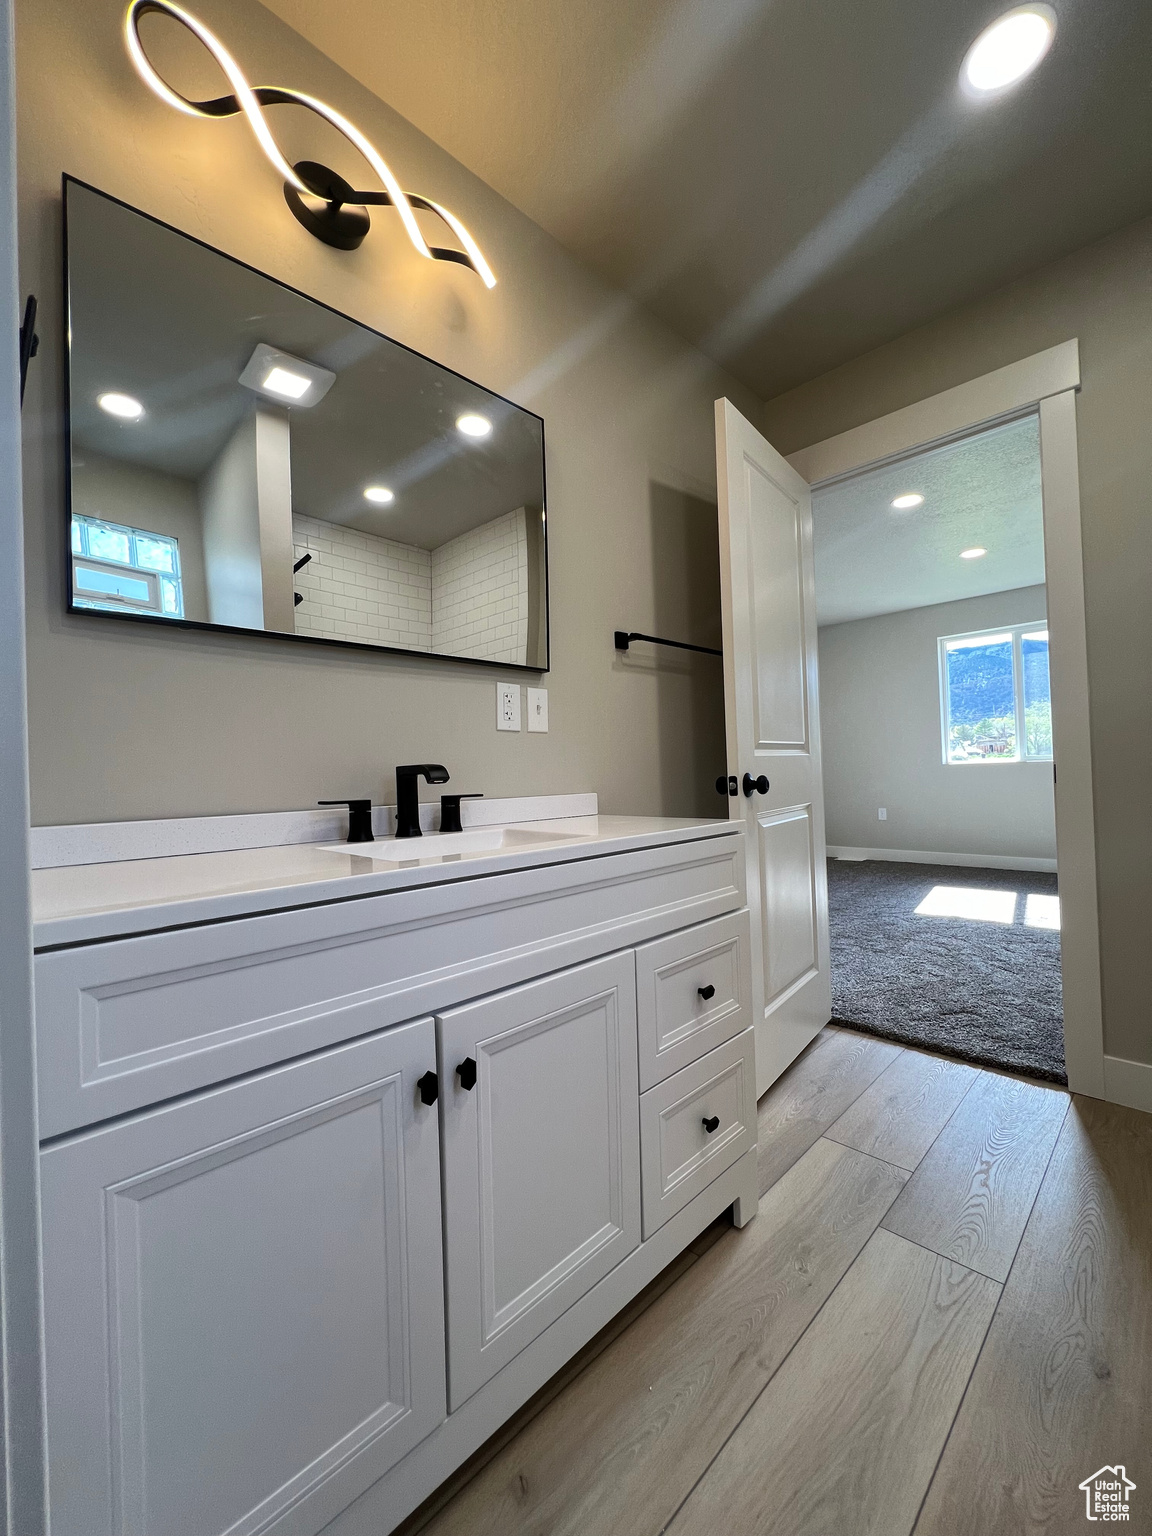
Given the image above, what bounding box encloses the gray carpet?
[827,858,1065,1084]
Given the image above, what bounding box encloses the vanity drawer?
[639,1028,756,1238]
[635,909,752,1090]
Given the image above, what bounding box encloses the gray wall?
[763,212,1152,1066]
[819,587,1055,862]
[18,0,751,826]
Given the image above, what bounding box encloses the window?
[71,515,183,619]
[939,621,1052,763]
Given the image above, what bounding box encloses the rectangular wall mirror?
[63,178,549,671]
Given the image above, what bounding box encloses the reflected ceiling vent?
[238,344,336,407]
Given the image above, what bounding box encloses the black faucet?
[394,764,449,838]
[440,793,483,833]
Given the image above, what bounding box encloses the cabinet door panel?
[438,954,640,1409]
[40,1021,444,1536]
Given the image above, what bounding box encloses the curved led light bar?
[124,0,496,287]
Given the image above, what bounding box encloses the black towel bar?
[614,630,722,658]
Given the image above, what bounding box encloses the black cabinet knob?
[417,1070,439,1106]
[742,773,770,797]
[456,1056,478,1091]
[702,1115,720,1134]
[698,984,716,1001]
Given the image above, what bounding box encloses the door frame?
[787,340,1105,1100]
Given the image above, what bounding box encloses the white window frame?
[938,620,1052,765]
[70,514,184,618]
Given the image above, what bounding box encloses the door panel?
[438,953,640,1411]
[40,1020,445,1536]
[748,459,809,750]
[716,399,832,1096]
[759,805,818,1004]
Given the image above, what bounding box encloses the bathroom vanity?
[32,803,757,1536]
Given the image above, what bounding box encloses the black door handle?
[715,775,738,797]
[698,984,716,1001]
[417,1070,439,1106]
[702,1115,720,1134]
[742,773,770,796]
[456,1056,478,1091]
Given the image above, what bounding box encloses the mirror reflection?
[64,178,548,669]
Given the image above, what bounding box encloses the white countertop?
[31,814,740,949]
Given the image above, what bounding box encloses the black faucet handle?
[439,793,483,834]
[318,799,375,843]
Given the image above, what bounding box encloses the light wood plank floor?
[399,1027,1152,1536]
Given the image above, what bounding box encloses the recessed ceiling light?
[262,365,312,401]
[891,493,924,509]
[960,547,988,560]
[363,485,395,504]
[456,412,492,438]
[961,5,1055,96]
[97,391,144,420]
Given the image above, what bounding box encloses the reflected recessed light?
[262,365,312,400]
[456,412,492,438]
[363,485,395,504]
[891,493,924,509]
[960,547,987,559]
[97,391,144,420]
[962,5,1055,96]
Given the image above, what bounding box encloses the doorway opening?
[811,414,1063,1082]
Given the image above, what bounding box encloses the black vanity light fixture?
[123,0,497,288]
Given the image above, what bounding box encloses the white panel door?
[40,1020,445,1536]
[438,953,640,1410]
[715,398,832,1096]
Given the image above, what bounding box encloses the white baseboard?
[1102,1055,1152,1116]
[827,844,1058,874]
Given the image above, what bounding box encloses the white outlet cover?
[878,807,887,820]
[497,683,522,731]
[526,687,548,733]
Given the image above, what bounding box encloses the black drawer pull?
[698,984,716,1001]
[456,1057,477,1091]
[417,1070,439,1106]
[702,1115,720,1134]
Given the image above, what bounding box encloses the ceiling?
[812,414,1044,625]
[259,0,1152,398]
[67,182,544,551]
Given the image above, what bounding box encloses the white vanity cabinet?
[33,821,760,1536]
[437,953,641,1410]
[39,1019,447,1536]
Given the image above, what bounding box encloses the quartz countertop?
[32,814,740,949]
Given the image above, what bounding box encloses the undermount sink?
[317,826,592,861]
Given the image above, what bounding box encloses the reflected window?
[71,514,183,618]
[939,622,1052,763]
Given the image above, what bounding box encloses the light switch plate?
[526,687,548,733]
[878,807,887,821]
[496,683,522,731]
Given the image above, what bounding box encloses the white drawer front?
[639,1028,756,1238]
[635,910,752,1090]
[36,835,744,1138]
